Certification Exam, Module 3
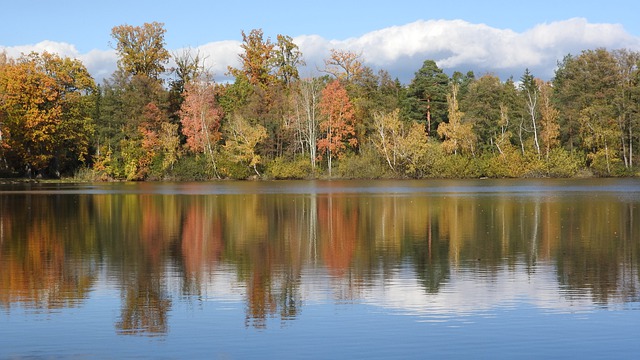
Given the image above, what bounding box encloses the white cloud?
[1,40,117,83]
[2,40,80,58]
[3,18,640,84]
[180,40,242,83]
[312,18,640,81]
[80,49,118,81]
[360,263,599,318]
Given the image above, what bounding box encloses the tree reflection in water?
[1,181,639,334]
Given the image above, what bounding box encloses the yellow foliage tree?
[437,83,476,156]
[224,114,268,176]
[0,52,95,175]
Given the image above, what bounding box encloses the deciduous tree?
[554,48,623,173]
[179,73,223,177]
[292,78,322,169]
[323,49,363,82]
[110,22,170,79]
[520,69,541,155]
[227,29,275,90]
[538,80,560,160]
[223,114,268,176]
[0,52,95,176]
[274,34,304,86]
[612,49,640,169]
[437,83,476,156]
[372,109,402,171]
[318,80,357,176]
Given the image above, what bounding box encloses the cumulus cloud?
[300,18,640,82]
[176,40,242,83]
[3,18,639,84]
[1,40,117,83]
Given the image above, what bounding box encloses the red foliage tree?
[179,79,223,175]
[318,80,357,176]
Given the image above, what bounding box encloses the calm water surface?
[1,179,639,359]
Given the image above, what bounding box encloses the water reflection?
[1,180,639,335]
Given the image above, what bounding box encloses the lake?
[1,179,639,359]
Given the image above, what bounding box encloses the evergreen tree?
[405,60,449,135]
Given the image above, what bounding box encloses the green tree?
[460,74,505,152]
[95,68,170,179]
[612,49,640,169]
[273,34,304,86]
[405,60,449,135]
[226,29,300,162]
[553,49,623,174]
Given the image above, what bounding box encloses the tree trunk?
[527,91,541,156]
[630,125,634,169]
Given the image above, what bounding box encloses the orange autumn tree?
[0,52,95,176]
[179,73,223,177]
[227,28,276,91]
[318,80,357,176]
[323,49,364,82]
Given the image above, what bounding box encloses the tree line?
[1,22,639,180]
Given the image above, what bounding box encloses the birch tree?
[520,69,541,156]
[293,78,322,169]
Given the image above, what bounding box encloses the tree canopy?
[2,22,640,180]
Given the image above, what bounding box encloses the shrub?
[266,156,313,179]
[336,147,389,179]
[217,153,252,180]
[483,149,527,178]
[587,149,625,177]
[72,167,106,182]
[401,141,445,178]
[167,155,215,181]
[544,148,585,178]
[437,154,483,178]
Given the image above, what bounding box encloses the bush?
[336,147,389,179]
[73,167,109,182]
[436,154,483,178]
[167,155,215,181]
[483,149,528,178]
[401,141,445,178]
[217,154,253,180]
[587,148,626,177]
[266,156,313,179]
[544,148,585,178]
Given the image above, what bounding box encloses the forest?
[1,21,639,180]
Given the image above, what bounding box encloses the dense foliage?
[1,23,639,180]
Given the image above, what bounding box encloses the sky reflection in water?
[1,179,639,359]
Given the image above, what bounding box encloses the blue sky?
[2,0,640,82]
